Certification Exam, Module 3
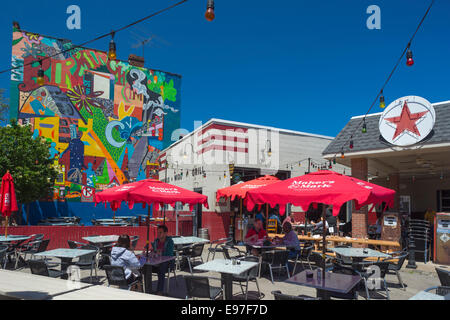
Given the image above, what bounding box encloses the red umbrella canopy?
[245,170,395,216]
[216,175,280,202]
[95,179,209,211]
[0,171,18,217]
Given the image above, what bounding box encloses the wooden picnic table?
[267,233,401,249]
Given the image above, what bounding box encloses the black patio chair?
[130,236,139,251]
[355,261,390,300]
[184,275,223,300]
[383,250,408,290]
[15,238,51,269]
[221,245,246,260]
[292,244,314,274]
[71,244,99,283]
[67,240,87,249]
[272,290,320,300]
[436,267,450,286]
[0,245,8,269]
[28,259,67,279]
[261,250,290,283]
[232,255,262,300]
[184,243,205,274]
[206,238,232,261]
[104,265,142,291]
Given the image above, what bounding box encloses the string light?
[349,136,354,149]
[362,118,367,133]
[406,45,414,66]
[108,32,117,61]
[205,0,215,21]
[379,91,386,109]
[36,60,45,86]
[224,171,227,178]
[341,150,345,159]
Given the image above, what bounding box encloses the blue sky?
[1,0,449,137]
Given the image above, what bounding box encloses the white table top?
[34,249,96,259]
[330,247,391,259]
[83,235,119,244]
[172,236,209,246]
[409,291,449,300]
[0,235,31,242]
[0,269,174,300]
[194,259,258,275]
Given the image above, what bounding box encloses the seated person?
[150,225,174,295]
[275,222,301,259]
[245,218,267,242]
[311,216,329,234]
[368,212,382,239]
[110,234,142,290]
[245,218,267,256]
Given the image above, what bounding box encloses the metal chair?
[261,250,290,283]
[383,250,408,290]
[435,267,450,286]
[232,256,262,300]
[355,260,390,300]
[28,259,67,279]
[15,239,51,269]
[221,245,246,260]
[104,265,141,291]
[130,236,139,251]
[292,244,314,273]
[72,244,99,283]
[272,290,320,300]
[0,245,8,269]
[67,240,87,249]
[184,275,223,300]
[184,243,205,274]
[206,238,232,261]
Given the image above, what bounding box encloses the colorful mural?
[9,27,181,201]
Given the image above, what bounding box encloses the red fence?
[0,220,193,250]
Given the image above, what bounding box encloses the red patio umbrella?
[246,170,395,216]
[216,175,280,240]
[0,171,19,239]
[94,179,209,256]
[245,170,395,276]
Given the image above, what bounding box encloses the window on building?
[437,190,450,212]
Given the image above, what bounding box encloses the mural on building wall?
[9,27,181,201]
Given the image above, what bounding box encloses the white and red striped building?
[157,119,347,240]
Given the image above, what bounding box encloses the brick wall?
[351,158,368,245]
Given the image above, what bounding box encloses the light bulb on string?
[379,91,386,109]
[205,0,215,21]
[341,151,345,159]
[406,47,414,66]
[362,118,367,133]
[108,32,117,61]
[349,137,354,149]
[36,60,45,86]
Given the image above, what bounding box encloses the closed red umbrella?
[1,171,19,238]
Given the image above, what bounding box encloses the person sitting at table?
[245,218,268,256]
[110,234,142,291]
[151,225,174,295]
[311,215,329,234]
[275,222,301,259]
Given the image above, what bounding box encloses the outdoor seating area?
[0,230,447,300]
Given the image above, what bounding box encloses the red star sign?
[385,101,428,140]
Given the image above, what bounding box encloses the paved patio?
[8,248,448,300]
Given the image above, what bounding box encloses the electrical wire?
[334,0,435,159]
[0,0,189,75]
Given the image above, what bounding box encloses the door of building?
[193,188,203,236]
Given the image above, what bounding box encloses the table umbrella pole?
[322,204,327,279]
[113,210,116,223]
[146,205,150,258]
[240,198,243,242]
[4,216,8,239]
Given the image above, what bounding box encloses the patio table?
[408,290,450,300]
[285,269,362,300]
[34,248,96,279]
[172,237,210,269]
[138,255,176,294]
[82,235,119,245]
[194,258,258,300]
[329,247,391,262]
[0,235,31,243]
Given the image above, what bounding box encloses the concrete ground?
[8,249,448,300]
